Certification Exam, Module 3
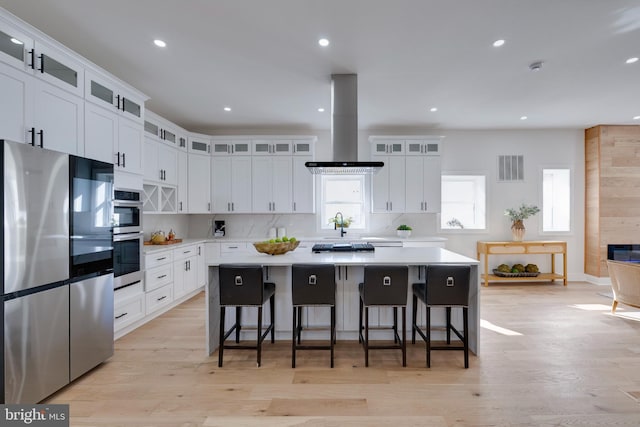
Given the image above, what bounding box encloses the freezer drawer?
[4,285,70,404]
[70,274,114,381]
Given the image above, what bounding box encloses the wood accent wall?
[585,125,640,277]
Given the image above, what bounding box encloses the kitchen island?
[205,246,480,356]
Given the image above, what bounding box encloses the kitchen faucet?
[334,212,347,238]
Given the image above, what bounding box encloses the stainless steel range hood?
[306,74,383,174]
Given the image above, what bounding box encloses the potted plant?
[504,203,540,241]
[329,216,352,228]
[396,224,412,238]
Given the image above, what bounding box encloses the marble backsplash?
[142,212,439,241]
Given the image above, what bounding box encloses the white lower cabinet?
[173,244,198,298]
[114,281,145,334]
[145,283,174,315]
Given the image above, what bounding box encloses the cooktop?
[312,242,375,253]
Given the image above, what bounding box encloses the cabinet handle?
[183,250,191,254]
[185,261,188,271]
[421,202,424,211]
[231,202,234,211]
[158,274,167,279]
[115,312,128,320]
[179,201,183,211]
[157,257,166,261]
[37,129,43,148]
[423,202,427,211]
[115,151,121,167]
[28,49,35,69]
[198,246,201,255]
[229,246,238,249]
[293,202,296,211]
[28,127,35,146]
[227,202,230,212]
[160,170,163,180]
[272,202,275,211]
[157,295,167,302]
[37,54,44,73]
[116,94,121,110]
[122,153,126,168]
[208,202,211,211]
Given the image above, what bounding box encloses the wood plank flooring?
[46,282,640,426]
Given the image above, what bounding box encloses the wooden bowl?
[253,240,300,255]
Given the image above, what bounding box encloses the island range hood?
[306,74,384,175]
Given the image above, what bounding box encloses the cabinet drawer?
[487,245,526,254]
[174,244,197,261]
[145,250,173,269]
[220,242,248,254]
[145,284,174,314]
[145,264,173,291]
[114,293,145,331]
[527,244,565,253]
[114,281,144,302]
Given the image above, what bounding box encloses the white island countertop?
[206,246,476,266]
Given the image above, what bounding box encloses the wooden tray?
[492,269,539,277]
[144,238,183,246]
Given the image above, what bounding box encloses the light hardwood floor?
[47,282,640,426]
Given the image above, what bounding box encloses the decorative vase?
[397,230,411,238]
[511,220,525,241]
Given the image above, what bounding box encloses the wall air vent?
[497,155,524,182]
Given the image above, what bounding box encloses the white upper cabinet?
[211,156,252,213]
[0,19,34,72]
[211,139,251,155]
[405,156,441,213]
[32,40,84,97]
[405,138,442,156]
[176,149,188,213]
[371,156,405,213]
[292,140,313,155]
[144,111,178,147]
[187,142,211,213]
[252,139,292,156]
[117,116,144,175]
[0,61,33,143]
[188,134,211,155]
[372,139,405,156]
[143,136,177,185]
[252,156,292,213]
[85,70,144,124]
[292,156,315,213]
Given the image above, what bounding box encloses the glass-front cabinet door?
[0,20,33,71]
[34,41,84,97]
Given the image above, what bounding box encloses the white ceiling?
[1,0,639,133]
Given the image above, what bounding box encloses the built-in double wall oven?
[113,189,143,290]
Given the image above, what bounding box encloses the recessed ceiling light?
[626,57,638,64]
[318,38,330,47]
[493,39,505,47]
[520,116,528,120]
[429,107,438,112]
[153,39,166,48]
[10,37,23,45]
[317,108,325,112]
[634,115,640,120]
[223,107,231,112]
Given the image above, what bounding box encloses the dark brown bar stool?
[358,265,408,367]
[291,264,336,368]
[412,264,471,368]
[218,264,275,367]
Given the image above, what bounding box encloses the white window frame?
[539,166,572,234]
[439,172,488,233]
[317,174,368,232]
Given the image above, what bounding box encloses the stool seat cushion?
[292,264,336,306]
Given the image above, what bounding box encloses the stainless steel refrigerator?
[2,139,71,404]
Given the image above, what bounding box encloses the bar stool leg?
[411,294,418,344]
[235,307,242,343]
[358,297,363,343]
[218,306,226,367]
[463,307,469,369]
[426,306,431,368]
[364,307,370,367]
[257,306,263,367]
[297,307,302,344]
[402,306,406,367]
[291,307,297,368]
[393,307,398,344]
[330,305,335,368]
[270,294,275,343]
[446,307,451,344]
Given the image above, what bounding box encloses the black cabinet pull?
[122,153,126,168]
[37,54,44,73]
[37,129,43,147]
[28,49,35,69]
[115,312,128,320]
[158,274,167,279]
[116,94,121,110]
[28,127,35,146]
[121,97,126,112]
[157,257,166,261]
[116,151,121,167]
[157,295,167,301]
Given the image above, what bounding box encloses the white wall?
[145,127,585,281]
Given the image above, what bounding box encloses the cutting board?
[144,238,183,246]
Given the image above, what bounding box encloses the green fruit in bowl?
[282,236,289,242]
[274,238,282,243]
[289,237,296,242]
[268,239,276,244]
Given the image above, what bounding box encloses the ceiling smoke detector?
[529,61,544,72]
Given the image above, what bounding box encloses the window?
[320,175,366,229]
[440,175,486,230]
[542,168,571,232]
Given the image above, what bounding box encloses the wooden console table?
[477,241,567,286]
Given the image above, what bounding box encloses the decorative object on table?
[167,229,176,241]
[150,230,166,244]
[254,236,299,255]
[493,263,540,277]
[504,203,540,241]
[396,224,412,238]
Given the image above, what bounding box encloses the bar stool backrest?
[361,265,408,306]
[219,264,265,306]
[425,264,471,307]
[292,264,336,306]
